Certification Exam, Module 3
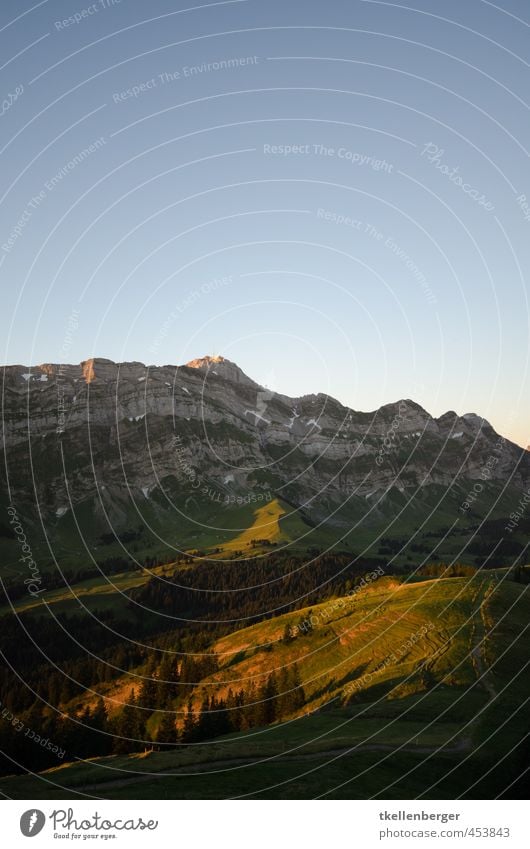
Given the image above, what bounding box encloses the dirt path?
[77,738,469,793]
[471,579,497,701]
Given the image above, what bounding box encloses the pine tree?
[180,699,197,743]
[242,680,259,728]
[137,674,158,710]
[196,694,213,740]
[258,673,278,726]
[157,653,180,707]
[291,663,306,711]
[87,698,110,757]
[91,698,108,732]
[157,710,178,745]
[212,697,233,738]
[111,689,145,754]
[282,623,294,643]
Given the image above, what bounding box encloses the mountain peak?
[183,354,258,387]
[185,354,226,369]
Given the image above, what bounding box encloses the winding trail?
[77,738,469,793]
[471,579,497,701]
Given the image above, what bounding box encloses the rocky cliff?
[2,355,528,544]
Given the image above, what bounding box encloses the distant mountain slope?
[1,356,529,566]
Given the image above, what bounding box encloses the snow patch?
[21,373,32,381]
[56,507,68,518]
[39,374,48,382]
[305,418,322,430]
[286,408,300,429]
[141,487,149,499]
[245,409,271,425]
[224,474,234,484]
[451,432,463,439]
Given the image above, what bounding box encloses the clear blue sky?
[1,0,529,447]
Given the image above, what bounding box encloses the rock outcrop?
[1,356,528,536]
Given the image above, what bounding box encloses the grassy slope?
[0,495,289,579]
[211,497,324,556]
[2,572,528,799]
[0,498,321,619]
[191,575,487,713]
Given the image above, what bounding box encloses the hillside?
[2,571,527,799]
[0,497,327,620]
[168,570,530,726]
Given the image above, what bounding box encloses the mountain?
[1,355,529,568]
[1,356,529,800]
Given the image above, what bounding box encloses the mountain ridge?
[0,354,505,432]
[2,355,529,564]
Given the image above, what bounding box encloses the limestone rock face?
[2,356,528,531]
